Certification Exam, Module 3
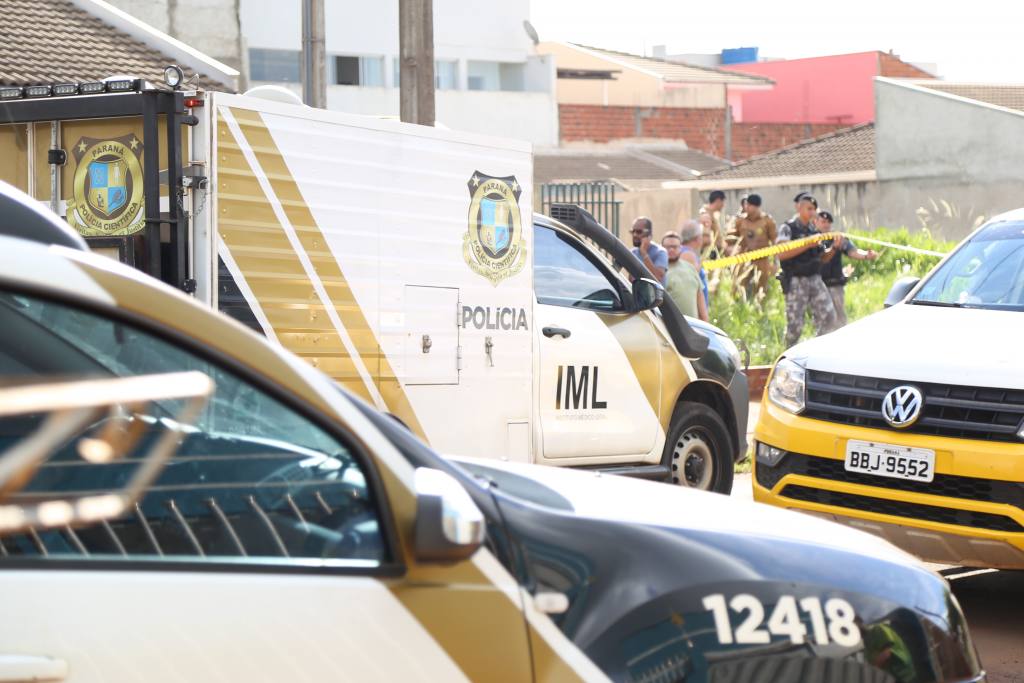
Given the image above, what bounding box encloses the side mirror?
[633,277,665,311]
[414,468,485,563]
[884,276,921,307]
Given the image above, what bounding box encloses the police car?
[0,183,983,682]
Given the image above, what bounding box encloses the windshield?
[912,221,1024,310]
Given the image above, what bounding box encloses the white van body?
[0,88,748,488]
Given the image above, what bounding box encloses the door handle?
[0,655,68,682]
[542,326,571,339]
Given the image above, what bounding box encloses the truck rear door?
[0,87,196,292]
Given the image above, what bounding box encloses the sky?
[530,0,1024,82]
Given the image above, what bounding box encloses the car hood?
[790,302,1024,387]
[454,456,917,568]
[452,457,980,680]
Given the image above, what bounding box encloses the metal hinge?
[456,345,463,371]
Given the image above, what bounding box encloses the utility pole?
[301,0,326,108]
[399,0,435,126]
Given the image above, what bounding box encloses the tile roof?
[570,44,773,86]
[633,146,729,173]
[0,0,228,89]
[535,145,727,184]
[700,124,875,180]
[914,82,1024,113]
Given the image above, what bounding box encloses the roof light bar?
[80,81,105,94]
[24,85,52,98]
[52,83,79,96]
[105,79,135,92]
[0,86,23,100]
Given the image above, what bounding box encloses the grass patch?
[707,227,955,366]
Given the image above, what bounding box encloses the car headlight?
[767,358,805,414]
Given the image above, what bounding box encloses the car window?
[913,221,1024,310]
[0,291,387,567]
[534,226,624,311]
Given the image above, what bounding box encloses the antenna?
[523,20,539,45]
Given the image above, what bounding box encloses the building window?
[466,61,526,92]
[467,61,500,91]
[249,48,301,83]
[334,55,384,87]
[435,61,457,90]
[499,63,526,92]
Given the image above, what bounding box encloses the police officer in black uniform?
[776,194,836,347]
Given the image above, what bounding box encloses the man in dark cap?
[817,210,878,327]
[777,195,836,346]
[726,193,777,297]
[699,190,727,258]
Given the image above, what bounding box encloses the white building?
[241,0,558,145]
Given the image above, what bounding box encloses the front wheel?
[663,402,734,494]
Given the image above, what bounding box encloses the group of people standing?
[630,190,879,348]
[630,216,709,321]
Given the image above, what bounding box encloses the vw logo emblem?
[882,385,923,428]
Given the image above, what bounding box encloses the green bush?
[707,228,956,366]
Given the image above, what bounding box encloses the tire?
[663,401,734,494]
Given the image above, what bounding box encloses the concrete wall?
[876,78,1024,184]
[539,43,725,108]
[618,188,695,244]
[539,174,1007,247]
[104,0,244,76]
[668,175,1007,242]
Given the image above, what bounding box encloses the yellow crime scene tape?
[702,232,947,271]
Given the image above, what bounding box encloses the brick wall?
[732,122,849,161]
[878,52,936,79]
[639,108,726,157]
[559,105,636,143]
[559,105,852,161]
[559,104,727,157]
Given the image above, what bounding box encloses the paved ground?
[946,569,1024,681]
[735,400,1022,681]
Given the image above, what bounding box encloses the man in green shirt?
[662,221,708,321]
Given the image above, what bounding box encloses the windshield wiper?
[909,299,967,308]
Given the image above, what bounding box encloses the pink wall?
[723,52,879,124]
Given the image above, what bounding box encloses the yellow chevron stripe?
[226,107,427,440]
[216,113,377,404]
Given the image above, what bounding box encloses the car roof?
[0,181,88,251]
[986,207,1024,224]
